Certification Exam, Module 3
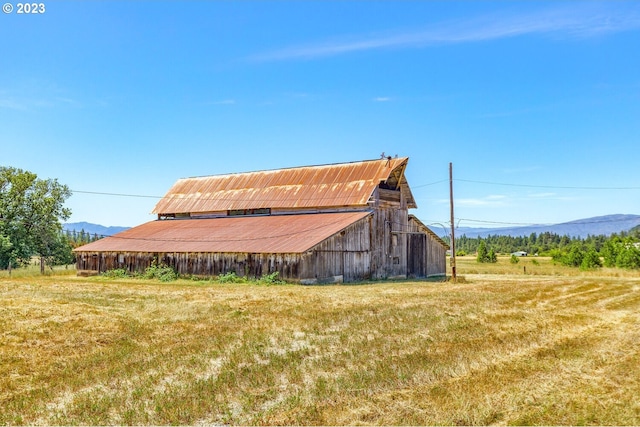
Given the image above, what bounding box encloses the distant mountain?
[443,214,640,239]
[63,222,130,237]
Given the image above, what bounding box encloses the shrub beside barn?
[74,157,448,283]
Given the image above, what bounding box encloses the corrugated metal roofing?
[152,157,415,215]
[74,211,371,254]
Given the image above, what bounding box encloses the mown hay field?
[1,258,639,425]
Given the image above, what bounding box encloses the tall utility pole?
[449,162,457,282]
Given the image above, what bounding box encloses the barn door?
[407,233,426,278]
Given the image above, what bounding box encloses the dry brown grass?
[1,260,639,425]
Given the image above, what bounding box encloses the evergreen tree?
[601,239,619,268]
[565,245,584,267]
[580,248,602,270]
[476,240,489,263]
[616,245,640,269]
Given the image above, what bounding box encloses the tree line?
[449,227,640,270]
[63,229,103,248]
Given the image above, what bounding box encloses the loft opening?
[228,208,271,216]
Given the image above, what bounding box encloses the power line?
[456,218,549,226]
[411,179,449,188]
[64,212,639,245]
[455,178,640,191]
[66,174,639,238]
[64,213,372,244]
[71,190,163,199]
[70,184,443,205]
[70,176,640,203]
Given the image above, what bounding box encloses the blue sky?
[1,1,639,229]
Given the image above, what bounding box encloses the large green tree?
[0,167,72,271]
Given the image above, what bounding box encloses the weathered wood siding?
[76,212,394,283]
[425,235,447,277]
[407,233,427,277]
[300,214,372,283]
[369,187,409,279]
[406,217,448,277]
[75,215,378,283]
[75,251,304,281]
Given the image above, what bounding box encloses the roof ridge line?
[182,157,408,179]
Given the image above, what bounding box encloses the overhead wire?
[70,176,640,203]
[63,211,374,243]
[454,178,640,191]
[64,211,639,244]
[71,190,163,199]
[66,173,639,240]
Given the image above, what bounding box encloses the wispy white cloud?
[56,97,82,107]
[528,192,557,199]
[247,4,640,62]
[287,92,310,99]
[373,97,391,102]
[437,192,578,206]
[456,198,499,207]
[0,97,28,110]
[0,83,83,110]
[526,192,580,202]
[209,99,236,105]
[0,95,82,110]
[444,194,509,207]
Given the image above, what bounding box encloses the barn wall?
[406,218,448,277]
[426,234,447,277]
[76,214,378,283]
[161,252,303,279]
[369,187,409,279]
[76,251,305,281]
[301,214,372,283]
[75,212,445,281]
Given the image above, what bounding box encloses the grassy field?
[1,258,639,425]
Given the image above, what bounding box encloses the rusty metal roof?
[74,211,371,254]
[152,157,416,215]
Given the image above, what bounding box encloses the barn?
[74,157,448,283]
